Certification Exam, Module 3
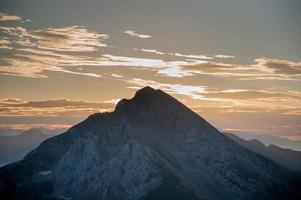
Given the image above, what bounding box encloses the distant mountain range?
[233,132,301,152]
[0,128,24,136]
[0,87,300,200]
[223,132,301,172]
[0,128,64,166]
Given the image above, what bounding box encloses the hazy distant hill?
[0,128,63,166]
[233,132,301,152]
[224,132,301,171]
[0,128,24,136]
[0,87,300,200]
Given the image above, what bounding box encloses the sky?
[0,0,301,140]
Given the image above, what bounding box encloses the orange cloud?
[0,13,21,21]
[182,58,301,80]
[0,98,115,117]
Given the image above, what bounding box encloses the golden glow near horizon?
[0,6,301,141]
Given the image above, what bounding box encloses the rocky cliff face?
[0,86,300,200]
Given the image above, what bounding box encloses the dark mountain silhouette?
[224,132,301,171]
[0,87,300,200]
[0,128,64,166]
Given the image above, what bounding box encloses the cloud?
[127,78,206,99]
[0,98,117,130]
[0,37,12,49]
[0,26,109,78]
[55,69,101,77]
[28,26,108,52]
[172,53,213,60]
[0,98,114,109]
[129,49,300,80]
[124,30,151,39]
[102,54,167,68]
[181,61,256,77]
[215,54,235,59]
[203,90,301,100]
[1,48,199,78]
[181,58,301,80]
[0,26,108,52]
[0,48,104,78]
[134,48,213,60]
[0,13,22,21]
[0,27,30,48]
[1,21,300,83]
[104,98,121,104]
[0,123,71,130]
[0,98,115,117]
[135,48,164,55]
[111,73,123,78]
[254,57,301,76]
[102,54,205,77]
[195,89,301,117]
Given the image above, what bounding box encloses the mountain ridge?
[223,132,301,171]
[0,128,63,167]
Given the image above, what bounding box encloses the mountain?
[0,128,63,167]
[233,132,301,152]
[0,86,300,200]
[224,132,301,172]
[0,128,24,136]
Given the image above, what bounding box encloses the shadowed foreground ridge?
[0,86,300,200]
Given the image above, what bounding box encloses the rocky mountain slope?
[0,87,300,200]
[224,132,301,171]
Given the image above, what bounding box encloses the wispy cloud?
[0,48,104,78]
[214,54,235,59]
[28,26,108,52]
[134,48,213,60]
[0,26,109,78]
[0,98,114,117]
[181,58,301,80]
[135,48,164,55]
[0,26,108,52]
[104,98,121,104]
[0,37,12,49]
[173,53,212,60]
[0,12,22,21]
[254,57,301,76]
[132,48,300,81]
[0,124,71,130]
[0,98,117,130]
[1,23,300,81]
[102,54,204,77]
[124,30,151,39]
[111,73,123,78]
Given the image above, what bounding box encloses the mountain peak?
[21,128,45,137]
[133,86,165,100]
[114,86,169,112]
[135,86,158,94]
[113,86,210,130]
